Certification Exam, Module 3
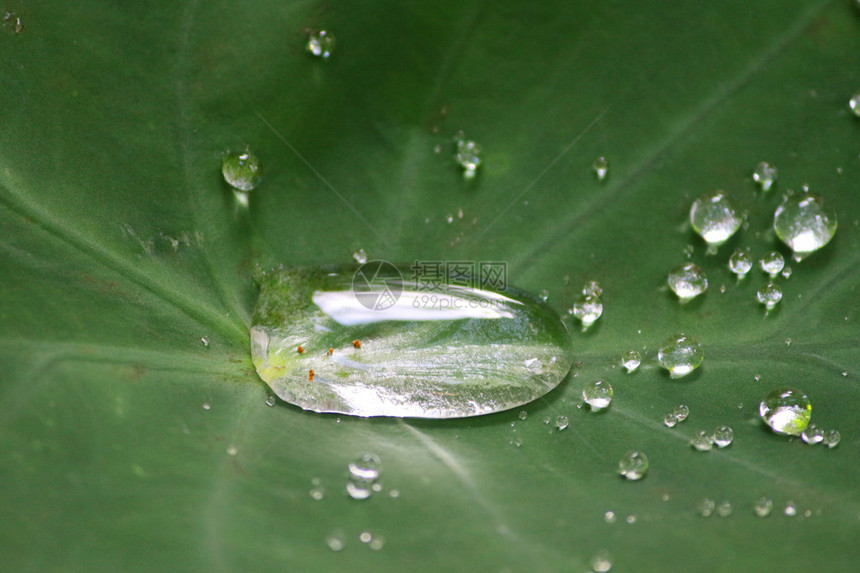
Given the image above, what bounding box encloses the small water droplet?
[753,497,773,517]
[850,92,860,117]
[673,404,690,421]
[773,193,838,261]
[201,336,210,347]
[453,132,482,179]
[784,501,798,517]
[307,29,336,59]
[518,410,528,421]
[592,156,609,181]
[667,263,708,303]
[511,436,523,447]
[801,423,824,444]
[625,514,637,524]
[716,500,733,517]
[226,445,238,456]
[728,250,753,279]
[621,350,641,373]
[325,530,346,551]
[310,485,325,500]
[389,489,400,498]
[591,549,613,572]
[842,370,849,377]
[759,252,785,278]
[352,249,368,264]
[689,190,742,249]
[570,294,603,328]
[697,498,716,517]
[759,388,811,436]
[754,374,762,381]
[202,402,211,411]
[359,531,372,543]
[753,162,778,191]
[582,280,603,297]
[582,380,613,411]
[368,535,385,550]
[2,11,23,34]
[713,425,734,448]
[690,431,714,451]
[756,281,783,311]
[539,289,549,302]
[785,338,792,346]
[780,266,792,279]
[822,429,841,448]
[349,453,382,481]
[657,334,704,378]
[604,510,617,524]
[663,413,678,428]
[346,479,373,500]
[555,415,569,431]
[222,150,262,192]
[265,394,277,407]
[618,451,649,480]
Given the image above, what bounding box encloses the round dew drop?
[801,424,824,444]
[555,415,569,431]
[850,92,860,117]
[663,413,678,428]
[690,430,714,451]
[753,161,778,191]
[756,282,783,311]
[773,193,838,261]
[582,280,603,297]
[713,425,734,448]
[759,388,811,436]
[728,250,753,279]
[570,294,603,328]
[667,263,708,303]
[592,156,609,181]
[822,429,841,448]
[657,334,704,378]
[689,190,742,248]
[349,453,382,481]
[621,350,641,373]
[673,404,690,421]
[759,251,784,277]
[753,497,773,517]
[582,379,613,411]
[307,29,335,59]
[618,451,649,480]
[222,150,262,192]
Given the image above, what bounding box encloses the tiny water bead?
[307,29,335,59]
[756,282,783,311]
[784,502,798,517]
[222,150,262,192]
[326,530,346,551]
[713,425,734,448]
[728,250,753,279]
[593,156,609,181]
[657,334,704,378]
[617,451,649,480]
[689,190,743,249]
[850,92,860,117]
[453,132,482,179]
[518,410,528,421]
[753,162,778,191]
[555,415,570,431]
[570,294,603,328]
[781,266,792,279]
[603,511,617,524]
[265,394,277,407]
[582,280,603,297]
[759,388,812,436]
[621,350,641,373]
[759,251,784,278]
[667,263,708,303]
[690,431,714,451]
[773,193,838,261]
[822,429,841,448]
[582,380,613,411]
[753,497,773,517]
[801,423,824,445]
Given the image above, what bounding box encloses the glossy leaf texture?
[1,1,859,571]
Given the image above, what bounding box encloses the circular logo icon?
[352,260,403,311]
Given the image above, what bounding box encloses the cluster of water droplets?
[690,425,733,451]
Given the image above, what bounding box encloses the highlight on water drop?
[773,193,838,261]
[222,149,262,193]
[759,388,811,436]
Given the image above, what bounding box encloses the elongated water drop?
[618,451,649,480]
[593,156,609,181]
[250,264,572,418]
[222,150,262,192]
[657,334,703,378]
[307,29,335,59]
[667,263,708,303]
[756,282,783,311]
[689,190,742,250]
[759,251,784,278]
[773,193,838,261]
[752,162,778,191]
[759,388,811,436]
[728,250,753,279]
[582,380,613,411]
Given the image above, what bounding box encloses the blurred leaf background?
[1,1,858,571]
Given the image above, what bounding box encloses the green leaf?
[2,1,859,570]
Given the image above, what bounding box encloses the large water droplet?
[759,251,784,278]
[728,249,753,279]
[667,263,708,303]
[307,29,335,59]
[582,380,613,411]
[773,193,838,261]
[752,162,778,191]
[453,132,482,179]
[657,334,704,378]
[222,150,261,192]
[759,388,811,436]
[756,281,783,311]
[250,263,572,418]
[592,156,609,181]
[570,294,603,328]
[689,190,742,249]
[618,451,649,480]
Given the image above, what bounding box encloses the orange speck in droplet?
[352,339,361,349]
[308,369,315,381]
[328,347,334,355]
[297,346,305,354]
